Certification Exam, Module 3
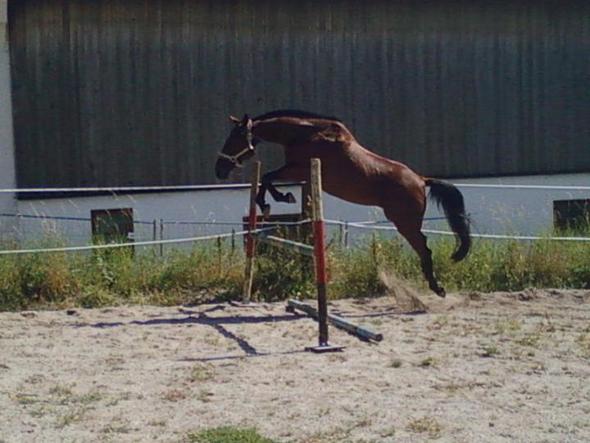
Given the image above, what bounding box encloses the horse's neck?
[252,118,327,145]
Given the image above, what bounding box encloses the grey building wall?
[7,0,590,189]
[0,0,17,235]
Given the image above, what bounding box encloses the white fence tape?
[0,182,588,194]
[324,220,590,242]
[420,228,590,242]
[0,227,275,256]
[0,217,588,255]
[453,183,590,191]
[0,180,588,254]
[0,184,253,193]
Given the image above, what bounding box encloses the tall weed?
[0,231,587,311]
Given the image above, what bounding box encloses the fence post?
[152,219,157,254]
[159,219,164,256]
[216,236,222,275]
[344,221,349,248]
[242,161,261,303]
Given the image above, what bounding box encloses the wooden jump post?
[242,161,261,303]
[246,158,382,351]
[306,158,341,351]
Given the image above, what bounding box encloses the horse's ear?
[229,115,241,124]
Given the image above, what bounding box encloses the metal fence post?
[152,219,157,254]
[159,219,164,256]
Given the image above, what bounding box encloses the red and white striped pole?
[310,158,343,351]
[242,161,261,303]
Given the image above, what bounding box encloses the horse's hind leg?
[385,211,446,298]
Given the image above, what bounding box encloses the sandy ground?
[1,288,589,443]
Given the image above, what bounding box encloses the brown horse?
[215,110,470,297]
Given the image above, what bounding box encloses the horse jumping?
[215,110,471,297]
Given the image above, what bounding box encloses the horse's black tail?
[425,178,471,262]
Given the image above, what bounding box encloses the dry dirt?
[1,288,589,442]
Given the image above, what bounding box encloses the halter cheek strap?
[217,146,254,167]
[217,125,255,167]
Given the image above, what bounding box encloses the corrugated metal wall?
[8,0,590,187]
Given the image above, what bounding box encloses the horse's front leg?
[255,181,272,219]
[255,165,300,218]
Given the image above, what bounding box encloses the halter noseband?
[217,124,255,168]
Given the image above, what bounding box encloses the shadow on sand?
[74,305,305,359]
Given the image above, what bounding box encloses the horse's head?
[215,114,256,179]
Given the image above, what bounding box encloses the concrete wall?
[11,185,309,249]
[0,0,17,239]
[447,173,590,237]
[334,172,590,240]
[8,172,589,251]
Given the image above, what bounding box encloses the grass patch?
[576,333,590,358]
[162,389,188,402]
[101,419,132,435]
[14,393,39,405]
[515,332,542,348]
[56,408,87,429]
[333,233,590,296]
[390,359,403,368]
[418,356,438,368]
[186,426,276,443]
[47,385,104,407]
[253,246,315,301]
[0,240,243,311]
[49,384,75,404]
[406,416,442,439]
[480,344,500,358]
[189,363,215,383]
[494,318,522,335]
[0,232,588,311]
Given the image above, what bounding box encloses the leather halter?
[217,125,255,168]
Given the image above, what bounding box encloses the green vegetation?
[406,416,443,439]
[186,426,276,443]
[0,233,588,311]
[0,240,244,311]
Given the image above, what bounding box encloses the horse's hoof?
[285,192,297,204]
[435,287,446,298]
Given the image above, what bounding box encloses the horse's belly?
[322,176,380,206]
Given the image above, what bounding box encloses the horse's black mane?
[253,109,342,123]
